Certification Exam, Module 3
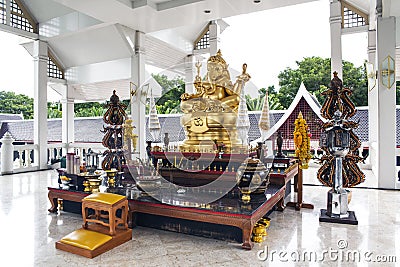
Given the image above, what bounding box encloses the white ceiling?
[16,0,400,101]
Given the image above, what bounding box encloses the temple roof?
[0,107,381,146]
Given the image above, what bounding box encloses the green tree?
[152,74,185,114]
[266,85,284,110]
[277,57,367,109]
[47,102,62,118]
[74,102,105,117]
[245,87,283,111]
[0,91,34,119]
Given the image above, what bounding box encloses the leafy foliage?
[0,91,34,119]
[48,102,62,118]
[276,57,367,109]
[245,86,283,111]
[152,74,185,114]
[74,102,106,117]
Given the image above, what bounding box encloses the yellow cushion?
[60,229,112,251]
[83,192,126,205]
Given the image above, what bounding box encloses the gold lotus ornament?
[252,218,271,243]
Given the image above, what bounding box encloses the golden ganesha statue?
[180,50,251,153]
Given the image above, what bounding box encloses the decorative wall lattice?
[342,2,368,29]
[10,0,34,32]
[194,30,210,50]
[0,0,37,32]
[0,0,5,24]
[47,56,64,79]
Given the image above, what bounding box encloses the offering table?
[48,184,286,250]
[127,184,286,250]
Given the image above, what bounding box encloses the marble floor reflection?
[0,169,399,266]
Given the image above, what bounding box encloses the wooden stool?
[82,192,128,235]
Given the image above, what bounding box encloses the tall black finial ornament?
[318,72,365,225]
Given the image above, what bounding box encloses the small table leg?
[241,222,254,250]
[128,212,137,228]
[48,191,58,213]
[276,196,286,212]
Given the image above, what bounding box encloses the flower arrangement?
[293,112,311,169]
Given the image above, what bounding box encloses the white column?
[329,0,343,78]
[131,31,146,158]
[33,40,48,169]
[61,85,75,154]
[1,132,15,174]
[376,16,396,189]
[184,55,195,94]
[367,29,378,174]
[209,20,220,55]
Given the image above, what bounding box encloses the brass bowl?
[252,235,263,243]
[105,169,118,178]
[259,218,271,228]
[88,178,101,193]
[83,180,91,192]
[253,224,267,236]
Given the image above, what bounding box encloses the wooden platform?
[56,224,132,258]
[129,184,286,250]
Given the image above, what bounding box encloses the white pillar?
[61,85,75,154]
[209,20,220,55]
[376,16,396,189]
[131,31,146,158]
[367,29,378,174]
[33,40,48,169]
[1,132,15,174]
[329,0,343,78]
[184,55,195,94]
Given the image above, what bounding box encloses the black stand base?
[319,209,358,225]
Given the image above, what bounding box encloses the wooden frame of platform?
[128,185,286,250]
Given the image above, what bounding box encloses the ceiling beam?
[0,23,38,39]
[131,0,157,9]
[156,0,205,11]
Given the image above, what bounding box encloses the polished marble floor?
[0,169,399,266]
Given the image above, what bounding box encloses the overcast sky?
[220,0,367,92]
[0,1,367,101]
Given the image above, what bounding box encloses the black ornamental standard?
[318,72,365,224]
[101,90,127,171]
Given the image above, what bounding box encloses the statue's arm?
[180,82,204,100]
[231,63,251,95]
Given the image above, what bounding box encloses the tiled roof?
[0,113,23,122]
[0,114,24,140]
[0,108,393,145]
[352,108,369,142]
[0,118,105,143]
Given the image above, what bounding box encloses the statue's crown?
[208,49,226,65]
